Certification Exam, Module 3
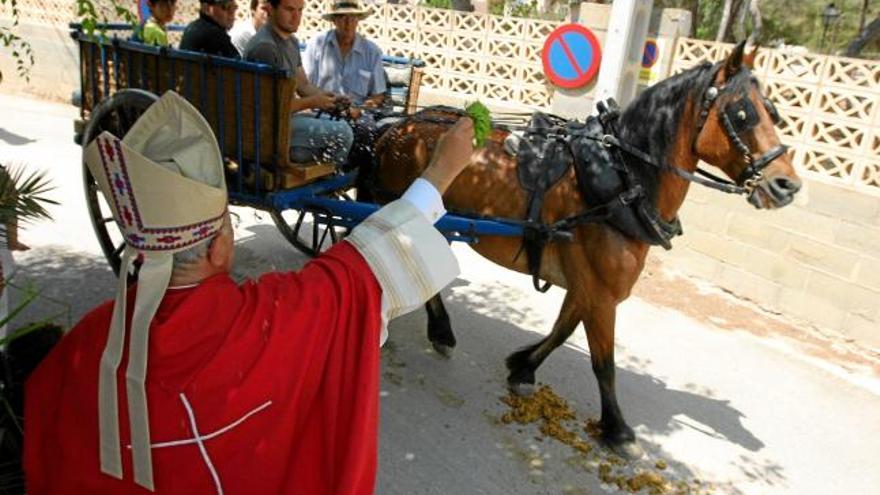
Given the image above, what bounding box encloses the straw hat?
[322,0,371,20]
[83,90,227,491]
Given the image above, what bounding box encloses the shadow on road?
[0,127,37,146]
[7,246,115,329]
[379,276,784,493]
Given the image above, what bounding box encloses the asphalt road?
[1,93,879,494]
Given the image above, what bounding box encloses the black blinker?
[723,98,760,133]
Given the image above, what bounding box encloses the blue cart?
[72,25,524,273]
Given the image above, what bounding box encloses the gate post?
[591,0,653,111]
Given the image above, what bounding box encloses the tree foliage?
[656,0,876,54]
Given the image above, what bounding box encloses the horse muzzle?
[748,174,802,209]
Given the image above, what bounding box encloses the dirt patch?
[633,255,880,377]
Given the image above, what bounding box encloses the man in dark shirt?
[179,0,240,58]
[244,0,353,166]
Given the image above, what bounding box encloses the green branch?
[76,0,138,40]
[0,0,35,82]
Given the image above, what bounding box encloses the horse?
[370,41,802,457]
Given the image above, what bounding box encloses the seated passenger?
[302,0,386,110]
[303,0,387,177]
[134,0,177,47]
[244,0,353,166]
[229,0,269,55]
[179,0,240,58]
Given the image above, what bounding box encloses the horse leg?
[582,302,643,459]
[425,294,456,357]
[505,290,580,396]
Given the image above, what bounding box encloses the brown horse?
[371,42,801,457]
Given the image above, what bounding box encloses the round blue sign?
[642,40,659,69]
[542,24,602,89]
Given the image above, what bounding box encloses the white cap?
[83,91,227,491]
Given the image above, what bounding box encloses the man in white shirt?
[228,0,269,55]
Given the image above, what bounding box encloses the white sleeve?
[400,178,445,224]
[346,194,459,347]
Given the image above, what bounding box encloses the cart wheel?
[270,191,354,257]
[81,89,160,276]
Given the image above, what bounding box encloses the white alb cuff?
[400,178,446,224]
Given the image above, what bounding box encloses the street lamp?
[820,3,842,52]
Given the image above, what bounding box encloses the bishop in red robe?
[23,91,474,494]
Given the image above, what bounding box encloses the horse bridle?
[692,68,788,191]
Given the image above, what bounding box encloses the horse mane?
[617,61,743,205]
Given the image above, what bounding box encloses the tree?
[451,0,474,12]
[858,0,871,32]
[716,0,736,40]
[740,0,763,42]
[844,14,880,55]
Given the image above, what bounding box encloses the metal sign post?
[591,0,653,112]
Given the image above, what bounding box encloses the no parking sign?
[541,24,602,89]
[639,38,665,86]
[642,39,659,69]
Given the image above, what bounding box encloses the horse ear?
[743,40,759,68]
[722,40,747,78]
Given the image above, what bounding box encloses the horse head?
[691,41,802,208]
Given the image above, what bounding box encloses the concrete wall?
[656,176,880,349]
[0,22,79,103]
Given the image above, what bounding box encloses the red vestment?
[25,242,383,494]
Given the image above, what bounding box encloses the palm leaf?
[0,164,57,224]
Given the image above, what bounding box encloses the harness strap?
[597,134,748,195]
[524,189,552,293]
[735,144,788,185]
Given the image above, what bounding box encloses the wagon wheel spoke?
[293,209,306,239]
[318,216,334,249]
[117,105,136,132]
[311,215,319,250]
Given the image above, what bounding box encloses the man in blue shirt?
[302,0,386,108]
[302,0,387,178]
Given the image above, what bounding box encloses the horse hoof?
[431,342,454,358]
[508,381,535,397]
[608,440,645,461]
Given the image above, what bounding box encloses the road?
[1,92,879,494]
